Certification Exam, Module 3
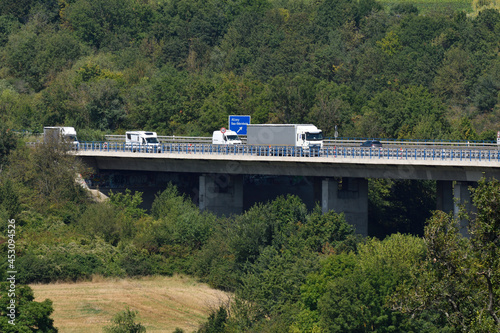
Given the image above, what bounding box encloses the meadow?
[30,275,231,333]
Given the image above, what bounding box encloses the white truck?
[212,129,242,145]
[43,126,79,149]
[125,131,162,152]
[246,124,323,150]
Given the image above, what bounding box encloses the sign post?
[497,131,500,145]
[229,115,251,135]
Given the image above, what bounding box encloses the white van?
[125,131,162,152]
[212,129,242,145]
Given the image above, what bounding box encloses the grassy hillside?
[30,275,231,333]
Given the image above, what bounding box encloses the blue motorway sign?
[229,115,251,135]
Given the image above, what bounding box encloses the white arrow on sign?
[237,127,243,133]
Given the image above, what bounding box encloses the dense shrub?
[16,240,123,283]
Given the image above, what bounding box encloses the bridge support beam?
[199,174,243,216]
[322,177,368,236]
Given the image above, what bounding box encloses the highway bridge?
[77,141,500,236]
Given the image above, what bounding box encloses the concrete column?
[436,180,454,213]
[454,181,474,236]
[322,177,368,236]
[199,174,243,216]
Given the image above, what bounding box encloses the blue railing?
[76,141,500,162]
[326,137,497,145]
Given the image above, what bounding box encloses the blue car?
[361,140,382,148]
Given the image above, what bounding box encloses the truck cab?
[295,125,323,149]
[212,130,242,145]
[125,131,162,152]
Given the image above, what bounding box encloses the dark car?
[360,140,382,148]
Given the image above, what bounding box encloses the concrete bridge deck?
[76,147,500,236]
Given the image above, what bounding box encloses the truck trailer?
[246,124,323,149]
[43,126,79,149]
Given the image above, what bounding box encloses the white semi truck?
[125,131,162,152]
[43,126,79,149]
[246,124,323,149]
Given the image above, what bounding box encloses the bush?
[77,203,122,245]
[103,307,146,333]
[197,306,228,333]
[16,240,124,283]
[118,245,173,277]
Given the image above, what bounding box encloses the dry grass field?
[30,275,232,333]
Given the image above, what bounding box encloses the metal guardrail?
[77,141,500,163]
[104,135,496,148]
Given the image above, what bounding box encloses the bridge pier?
[436,180,476,236]
[322,177,368,236]
[436,180,454,213]
[454,181,476,236]
[199,174,243,216]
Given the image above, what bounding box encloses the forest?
[1,0,500,332]
[0,0,499,140]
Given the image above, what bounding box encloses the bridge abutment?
[322,177,368,236]
[199,174,244,216]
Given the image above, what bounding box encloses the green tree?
[4,136,88,213]
[432,46,472,105]
[451,117,478,141]
[391,178,500,331]
[0,282,57,332]
[473,58,500,112]
[468,178,500,328]
[109,189,145,219]
[3,27,84,91]
[64,0,150,49]
[268,74,319,124]
[81,79,126,131]
[315,234,432,333]
[0,179,20,223]
[0,0,36,21]
[0,14,20,47]
[0,124,17,167]
[356,86,448,139]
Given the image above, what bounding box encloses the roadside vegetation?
[1,0,500,332]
